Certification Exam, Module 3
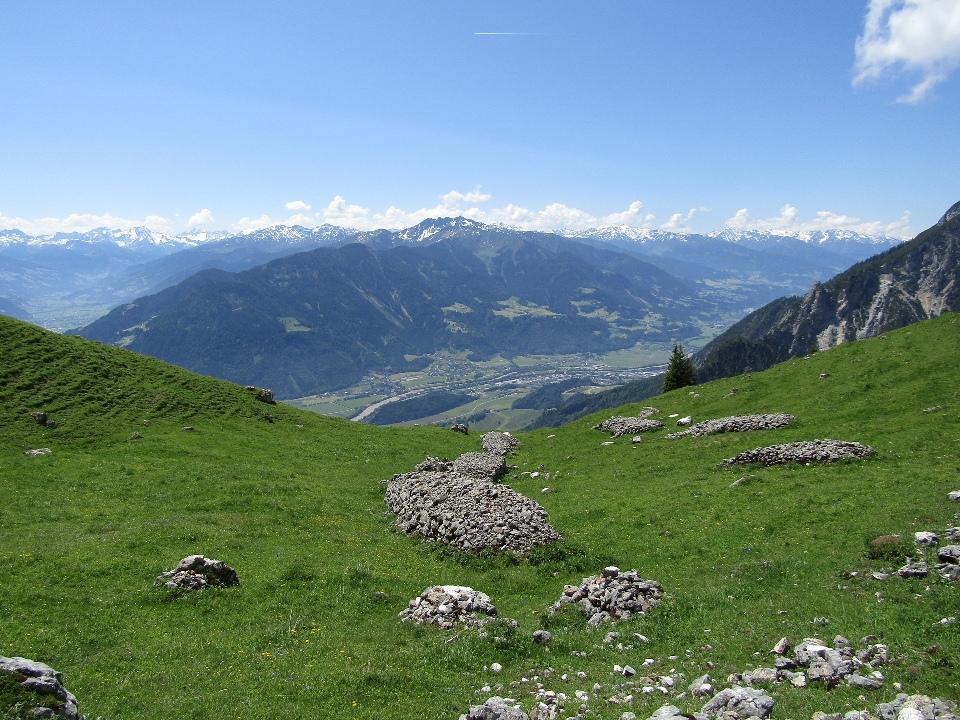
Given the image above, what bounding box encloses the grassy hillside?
[1,313,959,719]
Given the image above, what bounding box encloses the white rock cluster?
[721,440,874,467]
[0,655,80,719]
[400,585,498,630]
[548,566,663,626]
[385,453,561,554]
[153,555,239,591]
[666,414,794,439]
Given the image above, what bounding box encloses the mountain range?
[77,221,717,397]
[0,220,901,331]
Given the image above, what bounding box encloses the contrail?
[474,32,544,35]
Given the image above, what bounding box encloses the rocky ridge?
[721,440,874,467]
[666,414,794,439]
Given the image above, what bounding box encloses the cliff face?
[696,201,960,380]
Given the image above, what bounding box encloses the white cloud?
[188,208,215,226]
[0,211,171,235]
[726,204,913,237]
[854,0,960,102]
[285,200,311,211]
[233,214,276,232]
[321,190,654,232]
[660,208,699,231]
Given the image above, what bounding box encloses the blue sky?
[1,1,958,236]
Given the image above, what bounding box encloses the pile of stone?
[153,555,239,592]
[876,694,958,720]
[0,655,80,719]
[896,534,960,580]
[721,440,874,467]
[454,452,508,482]
[482,431,519,456]
[459,696,530,720]
[400,585,498,630]
[548,566,663,626]
[755,636,890,689]
[666,414,794,439]
[701,686,775,719]
[595,409,663,438]
[385,454,561,554]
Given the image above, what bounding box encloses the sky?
[1,0,958,238]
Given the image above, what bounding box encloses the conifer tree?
[662,343,697,393]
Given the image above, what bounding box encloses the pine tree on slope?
[662,343,697,393]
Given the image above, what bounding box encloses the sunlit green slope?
[1,313,958,719]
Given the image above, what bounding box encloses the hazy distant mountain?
[78,222,717,397]
[694,201,960,380]
[564,226,903,308]
[0,224,352,329]
[82,224,354,304]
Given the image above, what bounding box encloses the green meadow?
[1,313,958,719]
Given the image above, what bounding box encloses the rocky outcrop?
[0,656,79,719]
[721,440,874,467]
[667,414,794,439]
[385,454,561,554]
[548,566,663,625]
[154,555,239,591]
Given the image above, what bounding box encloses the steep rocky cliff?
[696,200,960,380]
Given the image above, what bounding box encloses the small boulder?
[30,411,48,425]
[689,674,713,697]
[0,655,80,719]
[532,630,552,645]
[256,388,275,403]
[847,673,883,689]
[154,555,239,592]
[451,424,470,435]
[915,531,939,546]
[949,491,960,501]
[937,545,960,564]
